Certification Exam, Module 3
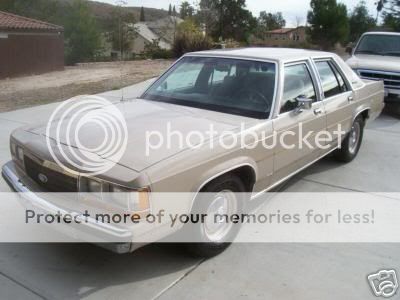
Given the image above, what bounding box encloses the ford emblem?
[38,173,48,184]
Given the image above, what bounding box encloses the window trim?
[277,60,321,116]
[313,58,352,101]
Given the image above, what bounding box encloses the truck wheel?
[335,115,364,163]
[184,174,246,258]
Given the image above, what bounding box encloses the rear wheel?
[184,174,246,258]
[334,115,364,163]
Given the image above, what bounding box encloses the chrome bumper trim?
[1,161,133,253]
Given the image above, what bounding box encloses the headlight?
[109,184,150,212]
[79,177,150,212]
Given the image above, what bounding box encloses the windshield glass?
[355,34,400,56]
[142,56,276,119]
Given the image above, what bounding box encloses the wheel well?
[359,109,370,122]
[201,165,256,193]
[232,166,256,192]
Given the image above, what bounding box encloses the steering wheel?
[236,89,271,111]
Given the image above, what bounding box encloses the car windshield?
[355,34,400,56]
[141,56,276,119]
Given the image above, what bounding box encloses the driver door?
[271,61,326,184]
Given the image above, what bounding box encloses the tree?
[198,0,257,42]
[173,19,213,57]
[377,0,387,22]
[168,4,172,16]
[383,0,400,30]
[348,1,376,42]
[140,6,145,22]
[64,0,101,64]
[109,4,136,59]
[0,0,102,64]
[177,18,200,34]
[173,5,177,16]
[259,12,286,30]
[307,0,349,50]
[0,0,63,25]
[180,1,195,19]
[256,11,286,38]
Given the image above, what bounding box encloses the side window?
[281,64,317,114]
[330,62,349,93]
[315,60,348,98]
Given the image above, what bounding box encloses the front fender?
[192,156,258,194]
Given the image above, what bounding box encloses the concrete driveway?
[0,81,399,299]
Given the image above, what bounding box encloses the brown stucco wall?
[0,32,64,79]
[131,34,147,54]
[260,27,307,47]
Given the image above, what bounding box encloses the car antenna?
[116,0,127,102]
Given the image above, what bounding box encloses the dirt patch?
[0,60,173,112]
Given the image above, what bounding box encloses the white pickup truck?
[347,32,400,102]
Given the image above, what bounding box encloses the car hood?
[347,54,400,73]
[25,99,256,172]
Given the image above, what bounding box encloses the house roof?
[266,27,305,34]
[134,22,172,50]
[266,28,295,34]
[140,16,183,44]
[0,10,63,32]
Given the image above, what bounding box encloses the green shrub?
[173,32,213,58]
[144,39,174,59]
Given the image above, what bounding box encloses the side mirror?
[294,95,313,114]
[346,46,353,55]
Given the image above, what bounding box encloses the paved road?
[0,81,399,299]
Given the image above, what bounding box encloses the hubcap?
[348,122,361,154]
[204,190,237,242]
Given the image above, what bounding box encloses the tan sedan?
[2,48,384,256]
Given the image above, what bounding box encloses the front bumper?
[385,90,400,103]
[1,161,134,254]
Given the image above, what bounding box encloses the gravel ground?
[0,60,173,112]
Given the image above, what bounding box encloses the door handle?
[348,96,354,102]
[314,108,323,115]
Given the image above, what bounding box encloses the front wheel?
[184,174,246,258]
[334,116,364,163]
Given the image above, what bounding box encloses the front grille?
[359,70,400,89]
[24,155,78,192]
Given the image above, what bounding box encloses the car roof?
[362,31,400,36]
[185,47,334,62]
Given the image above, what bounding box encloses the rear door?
[312,59,354,147]
[272,61,326,184]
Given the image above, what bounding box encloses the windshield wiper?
[355,50,384,55]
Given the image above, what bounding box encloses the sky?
[96,0,379,26]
